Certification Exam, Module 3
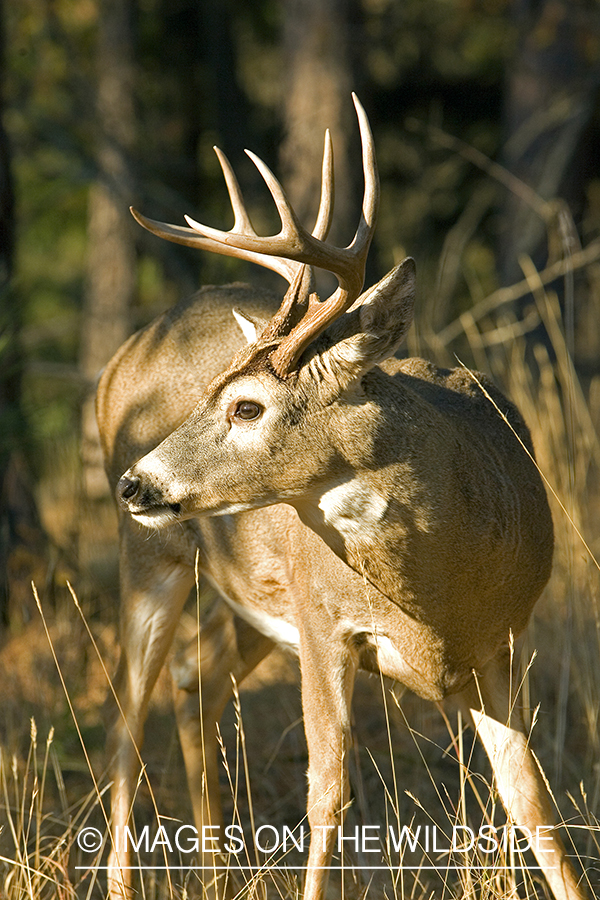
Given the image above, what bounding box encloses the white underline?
[77,865,552,871]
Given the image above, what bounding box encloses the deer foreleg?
[299,635,358,900]
[460,652,590,900]
[106,524,194,899]
[171,600,274,897]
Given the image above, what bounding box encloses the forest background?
[1,0,600,898]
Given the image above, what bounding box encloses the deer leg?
[171,600,274,898]
[458,650,590,900]
[106,520,194,900]
[299,634,358,900]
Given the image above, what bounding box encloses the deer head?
[117,96,416,533]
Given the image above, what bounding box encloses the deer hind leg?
[106,519,194,900]
[458,650,589,900]
[171,600,274,897]
[299,634,359,900]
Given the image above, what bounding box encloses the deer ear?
[232,308,263,344]
[316,258,416,387]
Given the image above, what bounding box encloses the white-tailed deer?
[98,96,589,900]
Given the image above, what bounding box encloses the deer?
[97,96,590,900]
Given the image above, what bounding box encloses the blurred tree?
[279,0,356,248]
[0,0,50,628]
[500,0,600,370]
[79,0,137,504]
[133,0,247,292]
[347,0,513,332]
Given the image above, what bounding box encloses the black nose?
[118,473,140,504]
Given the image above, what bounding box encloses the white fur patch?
[131,508,179,529]
[318,478,388,541]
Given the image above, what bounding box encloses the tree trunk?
[80,0,136,503]
[279,0,357,250]
[0,0,52,628]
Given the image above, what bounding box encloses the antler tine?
[349,93,379,252]
[245,149,306,240]
[212,147,256,236]
[313,129,334,241]
[268,96,380,376]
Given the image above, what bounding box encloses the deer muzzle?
[117,468,182,524]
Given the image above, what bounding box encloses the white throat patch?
[318,478,388,542]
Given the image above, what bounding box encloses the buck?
[98,96,589,900]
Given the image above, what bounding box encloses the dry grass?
[1,244,600,897]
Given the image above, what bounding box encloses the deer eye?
[233,400,262,421]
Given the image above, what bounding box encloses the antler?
[268,95,379,374]
[131,94,379,376]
